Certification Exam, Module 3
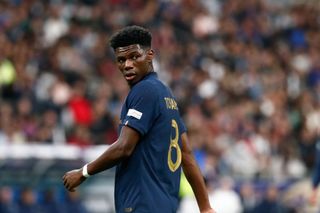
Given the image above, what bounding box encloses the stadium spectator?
[39,188,64,213]
[0,186,18,213]
[17,188,42,213]
[62,191,89,213]
[310,140,320,206]
[239,182,257,213]
[209,176,243,213]
[252,184,289,213]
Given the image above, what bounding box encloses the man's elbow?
[117,143,134,158]
[122,148,134,158]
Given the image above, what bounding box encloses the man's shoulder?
[133,77,165,93]
[127,81,158,104]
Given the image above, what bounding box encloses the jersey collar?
[143,71,157,80]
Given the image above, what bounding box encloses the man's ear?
[146,49,154,61]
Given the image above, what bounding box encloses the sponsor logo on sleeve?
[127,109,142,120]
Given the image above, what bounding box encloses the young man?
[63,25,214,213]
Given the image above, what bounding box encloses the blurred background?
[0,0,320,212]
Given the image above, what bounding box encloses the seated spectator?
[18,188,42,213]
[62,191,88,213]
[0,186,18,213]
[209,176,243,213]
[40,188,64,213]
[252,185,289,213]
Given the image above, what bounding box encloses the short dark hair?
[109,25,152,50]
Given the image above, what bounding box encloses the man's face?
[115,44,153,87]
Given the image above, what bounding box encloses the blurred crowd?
[0,186,89,213]
[0,0,320,212]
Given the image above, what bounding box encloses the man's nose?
[124,59,133,70]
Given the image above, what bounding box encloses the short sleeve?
[123,82,160,136]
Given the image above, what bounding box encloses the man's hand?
[201,208,216,213]
[62,169,87,192]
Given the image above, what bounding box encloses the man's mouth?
[124,73,136,81]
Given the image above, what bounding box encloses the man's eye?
[118,59,125,63]
[132,55,139,60]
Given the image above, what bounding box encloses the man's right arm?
[181,132,215,213]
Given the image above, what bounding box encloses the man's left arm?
[181,133,215,213]
[63,126,140,192]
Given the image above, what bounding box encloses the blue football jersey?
[115,72,186,213]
